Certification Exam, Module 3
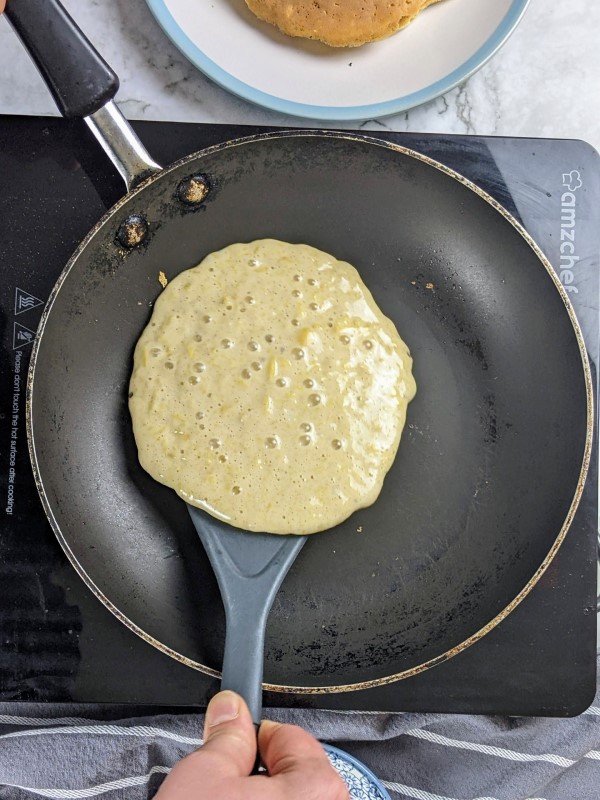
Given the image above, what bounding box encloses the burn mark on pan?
[112,216,165,260]
[161,172,220,220]
[116,214,149,249]
[480,392,498,444]
[457,334,489,370]
[176,173,211,206]
[411,270,490,370]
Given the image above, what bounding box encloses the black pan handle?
[5,0,161,190]
[5,0,119,118]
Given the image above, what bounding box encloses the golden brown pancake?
[245,0,444,48]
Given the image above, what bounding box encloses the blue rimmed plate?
[143,0,530,121]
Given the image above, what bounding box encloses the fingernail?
[205,690,241,728]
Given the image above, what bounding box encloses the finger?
[259,719,327,773]
[259,720,350,798]
[154,691,257,798]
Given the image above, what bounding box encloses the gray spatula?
[190,506,389,792]
[187,505,307,725]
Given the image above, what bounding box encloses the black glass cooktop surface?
[0,117,598,715]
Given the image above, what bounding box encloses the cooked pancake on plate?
[245,0,444,48]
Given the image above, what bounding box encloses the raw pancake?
[129,240,416,535]
[244,0,444,48]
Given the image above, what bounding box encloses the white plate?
[144,0,530,120]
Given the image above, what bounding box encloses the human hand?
[155,690,349,799]
[0,1,5,13]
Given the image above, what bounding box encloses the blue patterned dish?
[324,744,391,800]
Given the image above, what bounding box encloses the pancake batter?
[129,240,416,534]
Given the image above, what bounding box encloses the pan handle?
[5,0,118,118]
[6,0,162,190]
[85,100,162,191]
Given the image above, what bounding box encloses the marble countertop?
[0,0,599,153]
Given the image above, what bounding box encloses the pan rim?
[26,130,594,694]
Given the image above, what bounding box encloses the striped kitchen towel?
[0,661,598,800]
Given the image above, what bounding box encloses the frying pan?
[8,0,592,694]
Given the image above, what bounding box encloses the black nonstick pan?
[8,1,592,694]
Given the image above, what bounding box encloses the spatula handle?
[220,597,270,725]
[187,506,307,726]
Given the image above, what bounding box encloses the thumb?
[154,691,257,798]
[201,689,257,775]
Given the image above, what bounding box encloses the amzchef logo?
[559,170,582,294]
[562,170,583,192]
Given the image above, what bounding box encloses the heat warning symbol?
[14,287,44,315]
[13,322,36,350]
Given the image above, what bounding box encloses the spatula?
[187,505,307,725]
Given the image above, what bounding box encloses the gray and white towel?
[0,659,598,800]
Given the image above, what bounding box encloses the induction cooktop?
[0,117,598,716]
